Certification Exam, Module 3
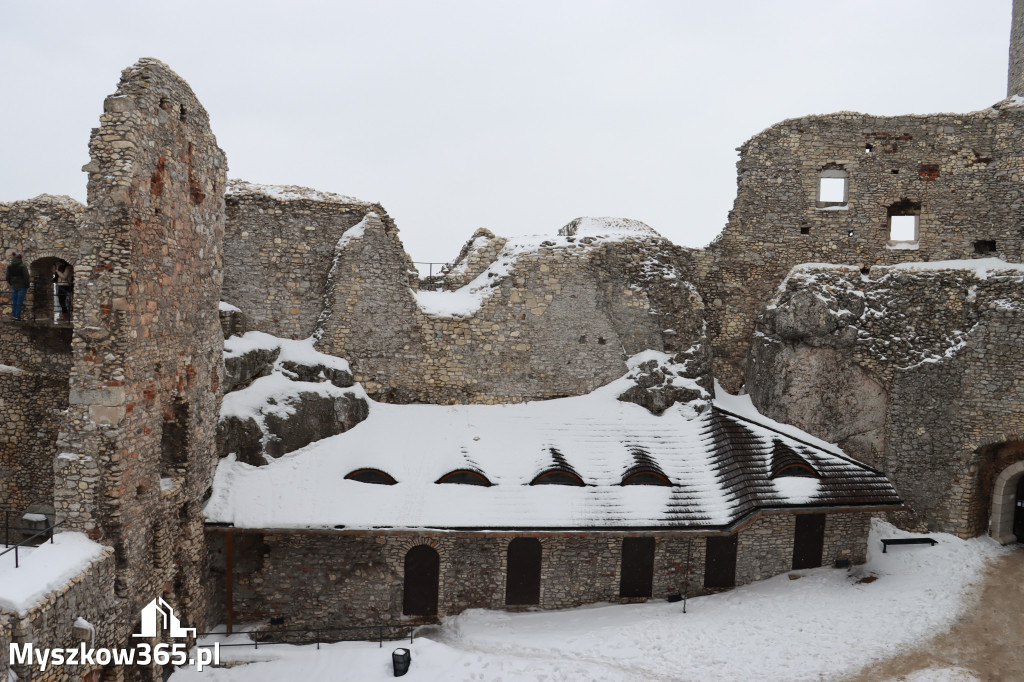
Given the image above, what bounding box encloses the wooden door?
[619,537,656,598]
[403,545,440,617]
[704,535,737,588]
[505,538,541,605]
[792,514,826,570]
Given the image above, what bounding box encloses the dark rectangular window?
[792,514,826,570]
[506,538,542,605]
[704,535,737,588]
[619,537,655,598]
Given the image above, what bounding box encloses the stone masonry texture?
[748,264,1024,537]
[697,106,1024,392]
[207,511,868,636]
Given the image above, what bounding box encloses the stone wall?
[2,549,120,682]
[1011,0,1024,97]
[208,510,867,633]
[0,321,72,512]
[0,195,83,323]
[747,264,1024,536]
[700,106,1024,391]
[52,56,227,663]
[315,215,707,404]
[222,181,396,340]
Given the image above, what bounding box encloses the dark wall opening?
[505,538,542,605]
[619,537,655,598]
[704,535,738,589]
[792,514,825,569]
[403,545,440,617]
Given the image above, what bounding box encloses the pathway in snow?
[844,545,1024,682]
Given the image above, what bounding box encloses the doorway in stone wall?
[984,443,1024,544]
[403,545,439,617]
[28,257,73,323]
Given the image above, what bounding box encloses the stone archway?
[989,459,1024,544]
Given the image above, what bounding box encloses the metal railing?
[0,510,62,568]
[194,622,427,651]
[412,261,451,291]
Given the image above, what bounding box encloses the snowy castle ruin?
[0,3,1023,679]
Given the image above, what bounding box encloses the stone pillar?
[1009,0,1024,97]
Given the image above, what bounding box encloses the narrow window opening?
[800,226,810,235]
[865,144,873,153]
[890,169,899,174]
[889,215,918,242]
[160,398,189,475]
[816,167,848,208]
[887,199,921,244]
[974,240,997,254]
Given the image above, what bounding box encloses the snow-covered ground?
[0,532,107,615]
[169,521,1004,682]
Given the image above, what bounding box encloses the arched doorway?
[505,538,541,605]
[402,545,439,617]
[28,257,73,323]
[988,451,1024,544]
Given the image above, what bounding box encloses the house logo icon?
[133,597,196,638]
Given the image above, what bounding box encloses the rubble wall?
[222,181,396,339]
[54,57,227,657]
[748,263,1024,536]
[2,549,119,682]
[208,512,866,632]
[701,107,1024,391]
[315,215,708,404]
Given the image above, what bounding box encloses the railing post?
[379,626,383,648]
[14,545,18,569]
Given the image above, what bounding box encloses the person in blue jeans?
[5,253,30,320]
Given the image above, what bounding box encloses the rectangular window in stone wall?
[792,514,825,570]
[619,537,655,598]
[704,535,737,589]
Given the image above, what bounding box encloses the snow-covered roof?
[205,376,900,531]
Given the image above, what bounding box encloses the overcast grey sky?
[0,1,1013,262]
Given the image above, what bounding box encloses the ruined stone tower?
[1009,0,1024,96]
[54,57,227,651]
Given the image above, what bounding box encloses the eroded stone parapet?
[223,179,398,339]
[316,215,708,404]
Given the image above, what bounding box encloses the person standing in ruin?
[5,252,29,321]
[54,261,73,322]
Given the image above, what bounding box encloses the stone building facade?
[698,105,1024,392]
[747,262,1024,536]
[208,511,872,634]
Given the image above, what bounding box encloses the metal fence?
[194,622,427,651]
[0,509,62,568]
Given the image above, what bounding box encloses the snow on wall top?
[226,178,373,206]
[205,373,899,531]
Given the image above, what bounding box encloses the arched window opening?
[619,537,655,599]
[505,538,541,605]
[622,470,671,486]
[817,167,848,207]
[403,545,440,617]
[887,199,921,244]
[770,440,819,479]
[344,468,397,485]
[436,470,492,486]
[530,470,584,486]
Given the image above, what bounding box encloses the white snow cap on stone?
[226,179,371,205]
